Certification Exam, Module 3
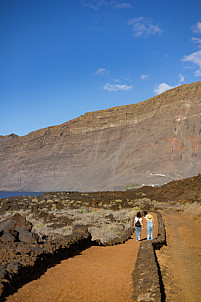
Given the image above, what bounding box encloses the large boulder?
[0,213,37,243]
[0,213,32,234]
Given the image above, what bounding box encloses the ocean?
[0,191,44,199]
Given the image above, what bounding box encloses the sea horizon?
[0,191,45,199]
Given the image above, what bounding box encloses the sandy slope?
[5,213,158,302]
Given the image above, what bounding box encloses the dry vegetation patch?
[181,202,201,223]
[0,197,138,244]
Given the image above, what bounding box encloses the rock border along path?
[132,211,166,302]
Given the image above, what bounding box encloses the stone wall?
[132,211,166,302]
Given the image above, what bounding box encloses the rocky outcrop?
[0,214,92,300]
[0,213,36,244]
[0,81,201,191]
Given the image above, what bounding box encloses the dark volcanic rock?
[15,227,38,243]
[0,213,32,234]
[0,81,201,191]
[0,267,8,279]
[0,214,38,246]
[0,232,17,243]
[0,218,93,300]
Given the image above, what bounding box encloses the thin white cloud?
[183,50,201,69]
[192,21,201,33]
[179,73,185,84]
[128,17,162,37]
[104,82,133,92]
[140,74,149,80]
[181,22,201,77]
[114,77,132,83]
[114,3,132,9]
[95,68,108,75]
[154,74,186,95]
[82,0,132,10]
[192,37,201,48]
[154,83,174,95]
[194,69,201,77]
[82,0,111,10]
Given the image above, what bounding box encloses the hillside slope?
[0,81,201,191]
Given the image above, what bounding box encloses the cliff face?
[0,81,201,192]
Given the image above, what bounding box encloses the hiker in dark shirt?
[134,211,143,241]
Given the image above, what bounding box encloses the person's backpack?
[135,219,141,227]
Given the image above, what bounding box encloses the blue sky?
[0,0,201,136]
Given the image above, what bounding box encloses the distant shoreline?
[0,191,45,199]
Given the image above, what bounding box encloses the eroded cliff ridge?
[0,81,201,191]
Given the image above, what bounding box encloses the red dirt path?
[5,213,158,302]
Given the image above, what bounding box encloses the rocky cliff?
[0,81,201,192]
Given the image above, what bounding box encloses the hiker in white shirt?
[144,211,155,240]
